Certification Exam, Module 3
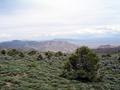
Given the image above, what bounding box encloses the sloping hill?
[95,45,120,53]
[0,40,78,52]
[0,51,120,90]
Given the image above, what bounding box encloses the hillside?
[95,45,120,53]
[0,49,120,90]
[0,40,78,52]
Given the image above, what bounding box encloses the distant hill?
[95,45,120,53]
[0,40,78,52]
[98,45,115,49]
[53,38,120,48]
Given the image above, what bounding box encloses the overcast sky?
[0,0,120,42]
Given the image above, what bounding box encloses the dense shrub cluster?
[7,49,20,56]
[62,47,100,81]
[0,49,66,61]
[0,49,25,60]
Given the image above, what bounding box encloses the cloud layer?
[0,0,120,41]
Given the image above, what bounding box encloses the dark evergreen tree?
[62,46,100,81]
[1,49,6,55]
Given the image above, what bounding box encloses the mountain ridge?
[0,40,78,52]
[0,40,120,53]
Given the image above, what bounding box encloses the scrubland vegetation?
[0,47,120,90]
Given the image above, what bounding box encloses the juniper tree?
[62,46,100,81]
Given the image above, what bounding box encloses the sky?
[0,0,120,44]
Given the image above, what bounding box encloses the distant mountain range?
[0,40,78,52]
[53,38,120,48]
[0,40,120,53]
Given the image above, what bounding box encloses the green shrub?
[28,50,37,56]
[37,54,43,60]
[106,54,111,57]
[1,49,6,55]
[102,54,111,58]
[19,52,25,58]
[62,46,100,81]
[45,51,53,59]
[55,51,63,57]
